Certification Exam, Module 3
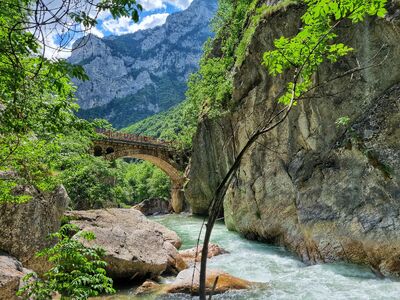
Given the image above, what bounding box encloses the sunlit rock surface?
[165,267,253,294]
[65,209,185,280]
[0,253,33,300]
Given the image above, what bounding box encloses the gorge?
[186,0,400,278]
[1,0,400,299]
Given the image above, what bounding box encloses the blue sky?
[47,0,193,58]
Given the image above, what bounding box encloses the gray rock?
[0,253,33,300]
[0,186,69,273]
[65,209,184,280]
[132,198,171,216]
[186,2,400,276]
[179,243,229,266]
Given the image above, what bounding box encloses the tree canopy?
[0,0,142,202]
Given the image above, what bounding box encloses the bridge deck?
[95,129,173,149]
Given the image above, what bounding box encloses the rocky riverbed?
[0,199,247,299]
[105,214,400,300]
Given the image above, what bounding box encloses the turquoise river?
[99,214,400,300]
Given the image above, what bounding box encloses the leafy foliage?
[61,156,133,209]
[17,224,115,300]
[335,116,351,127]
[0,1,95,202]
[262,0,387,105]
[186,0,255,117]
[61,157,171,209]
[124,161,171,202]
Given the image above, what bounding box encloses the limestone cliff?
[186,2,400,276]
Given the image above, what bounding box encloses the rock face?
[0,253,33,300]
[65,209,185,280]
[179,243,228,266]
[69,0,218,128]
[186,2,400,276]
[165,267,252,294]
[0,186,69,273]
[132,198,171,216]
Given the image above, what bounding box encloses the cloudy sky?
[96,0,193,37]
[45,0,193,58]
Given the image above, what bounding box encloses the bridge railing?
[95,129,173,147]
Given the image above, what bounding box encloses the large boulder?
[0,253,33,300]
[65,209,185,280]
[0,186,69,273]
[132,198,172,216]
[165,267,252,295]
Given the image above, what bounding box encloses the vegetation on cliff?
[187,0,389,298]
[123,0,301,148]
[123,0,266,147]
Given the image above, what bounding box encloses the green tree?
[124,161,171,203]
[61,156,133,209]
[0,0,142,202]
[17,224,115,300]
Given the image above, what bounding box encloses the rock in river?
[132,198,171,216]
[165,267,252,295]
[65,209,186,280]
[179,243,229,266]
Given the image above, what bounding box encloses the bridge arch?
[93,146,103,157]
[91,135,187,213]
[122,154,182,184]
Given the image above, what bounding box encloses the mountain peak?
[69,0,218,128]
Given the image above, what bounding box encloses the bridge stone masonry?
[92,129,189,213]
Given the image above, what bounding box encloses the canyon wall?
[186,2,400,276]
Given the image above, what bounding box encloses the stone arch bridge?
[92,129,189,213]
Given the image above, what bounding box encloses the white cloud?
[139,0,166,10]
[138,0,192,10]
[102,13,169,35]
[165,0,193,9]
[85,25,105,38]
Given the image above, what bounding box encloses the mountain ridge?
[69,0,217,128]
